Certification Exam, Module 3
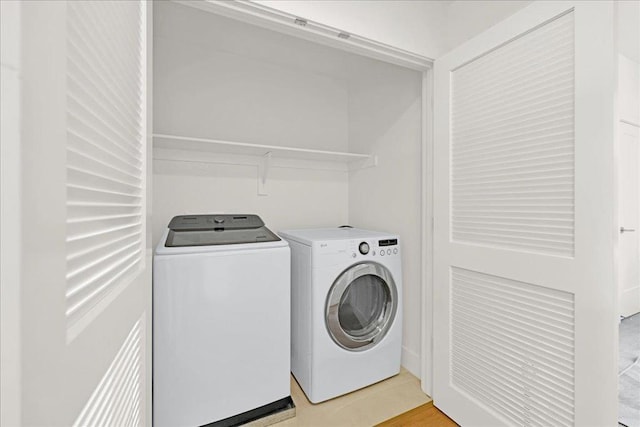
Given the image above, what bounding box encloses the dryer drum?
[325,262,398,351]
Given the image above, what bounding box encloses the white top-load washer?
[279,227,402,403]
[153,214,291,427]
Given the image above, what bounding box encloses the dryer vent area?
[152,0,425,377]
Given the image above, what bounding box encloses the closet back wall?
[348,62,422,375]
[151,2,426,380]
[152,2,350,244]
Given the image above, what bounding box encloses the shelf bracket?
[362,155,378,169]
[258,152,272,196]
[350,155,378,171]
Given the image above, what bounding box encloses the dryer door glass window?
[338,275,388,338]
[326,262,398,351]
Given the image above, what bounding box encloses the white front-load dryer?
[279,227,402,403]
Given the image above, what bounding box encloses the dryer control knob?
[358,242,370,255]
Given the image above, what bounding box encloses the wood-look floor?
[376,402,458,427]
[275,369,431,426]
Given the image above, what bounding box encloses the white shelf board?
[152,133,372,163]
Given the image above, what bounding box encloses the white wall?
[255,0,449,59]
[619,55,640,126]
[153,155,350,245]
[618,0,640,63]
[152,2,351,245]
[445,0,532,51]
[0,1,21,425]
[347,60,423,375]
[154,2,349,152]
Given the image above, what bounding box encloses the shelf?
[152,133,373,164]
[152,133,377,196]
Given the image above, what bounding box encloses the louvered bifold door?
[432,2,617,426]
[18,0,150,425]
[64,0,150,425]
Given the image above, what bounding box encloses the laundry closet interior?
[151,0,429,376]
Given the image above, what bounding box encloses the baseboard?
[401,346,421,378]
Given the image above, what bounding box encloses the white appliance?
[279,227,403,403]
[153,214,291,427]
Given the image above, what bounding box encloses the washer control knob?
[358,242,370,255]
[380,250,385,256]
[393,248,398,254]
[387,249,391,255]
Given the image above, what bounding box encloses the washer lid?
[165,214,280,247]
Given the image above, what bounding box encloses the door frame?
[145,1,154,423]
[421,68,435,397]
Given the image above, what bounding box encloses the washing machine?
[153,214,292,427]
[278,227,402,403]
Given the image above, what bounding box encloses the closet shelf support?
[351,155,378,171]
[258,152,272,196]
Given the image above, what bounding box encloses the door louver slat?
[451,12,575,257]
[451,267,575,427]
[73,319,144,427]
[66,0,145,332]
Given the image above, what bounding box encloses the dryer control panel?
[349,238,400,259]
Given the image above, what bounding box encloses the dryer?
[279,227,402,403]
[153,214,291,426]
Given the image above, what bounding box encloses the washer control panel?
[349,238,399,259]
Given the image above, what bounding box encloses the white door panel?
[18,1,151,425]
[619,122,640,318]
[433,2,616,426]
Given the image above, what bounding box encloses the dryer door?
[325,262,398,351]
